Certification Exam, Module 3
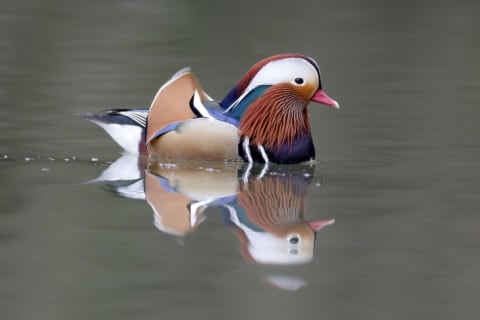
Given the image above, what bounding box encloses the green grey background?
[1,1,479,319]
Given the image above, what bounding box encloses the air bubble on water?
[41,168,50,172]
[315,182,322,188]
[156,162,176,169]
[48,157,55,161]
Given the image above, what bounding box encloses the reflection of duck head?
[226,167,334,265]
[230,215,333,266]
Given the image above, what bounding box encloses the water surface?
[1,1,480,319]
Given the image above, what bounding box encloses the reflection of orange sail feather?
[145,170,202,236]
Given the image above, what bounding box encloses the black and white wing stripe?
[82,108,148,127]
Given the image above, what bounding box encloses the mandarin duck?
[82,53,339,164]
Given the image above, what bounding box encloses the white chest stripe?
[257,144,270,164]
[242,137,253,163]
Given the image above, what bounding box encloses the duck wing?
[146,68,211,144]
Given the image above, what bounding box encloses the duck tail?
[80,109,148,154]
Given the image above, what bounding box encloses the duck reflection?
[91,155,334,288]
[88,153,147,200]
[146,162,333,265]
[219,167,333,266]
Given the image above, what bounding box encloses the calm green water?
[1,1,480,319]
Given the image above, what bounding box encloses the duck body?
[148,117,240,161]
[83,54,339,164]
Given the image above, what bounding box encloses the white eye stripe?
[244,58,319,94]
[226,57,321,111]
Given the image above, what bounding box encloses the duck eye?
[294,78,304,85]
[289,236,299,244]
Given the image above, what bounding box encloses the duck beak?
[307,219,335,232]
[311,89,339,109]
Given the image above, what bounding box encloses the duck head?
[221,53,339,164]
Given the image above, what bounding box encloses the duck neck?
[239,84,311,150]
